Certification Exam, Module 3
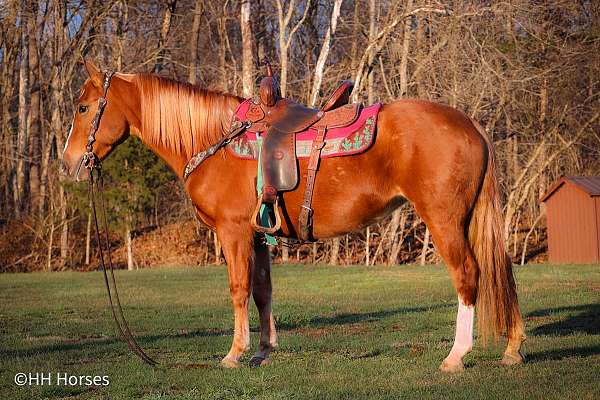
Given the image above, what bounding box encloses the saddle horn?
[259,61,280,106]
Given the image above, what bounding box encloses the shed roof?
[540,176,600,202]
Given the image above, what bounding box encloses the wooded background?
[1,0,598,272]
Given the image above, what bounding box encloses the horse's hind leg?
[249,236,278,367]
[420,216,479,373]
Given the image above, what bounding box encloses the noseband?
[81,70,158,366]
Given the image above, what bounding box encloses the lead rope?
[83,70,158,366]
[87,165,158,366]
[87,169,158,366]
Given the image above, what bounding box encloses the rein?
[83,71,158,366]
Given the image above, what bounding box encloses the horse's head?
[62,59,134,180]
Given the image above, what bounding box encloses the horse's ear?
[82,58,103,87]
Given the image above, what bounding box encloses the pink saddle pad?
[227,102,382,159]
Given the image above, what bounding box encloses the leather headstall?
[75,71,114,177]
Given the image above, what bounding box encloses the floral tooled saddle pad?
[227,102,382,159]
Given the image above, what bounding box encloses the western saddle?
[248,64,361,241]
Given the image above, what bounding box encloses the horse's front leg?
[218,225,254,368]
[249,236,278,367]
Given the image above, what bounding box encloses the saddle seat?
[240,64,362,240]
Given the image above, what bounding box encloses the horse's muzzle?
[61,155,88,181]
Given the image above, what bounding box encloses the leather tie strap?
[298,127,327,241]
[183,119,250,180]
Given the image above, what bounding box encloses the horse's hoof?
[501,351,525,366]
[249,355,271,367]
[439,359,464,373]
[220,357,241,368]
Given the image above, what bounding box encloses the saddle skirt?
[227,100,382,160]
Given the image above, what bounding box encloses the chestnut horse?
[62,60,525,372]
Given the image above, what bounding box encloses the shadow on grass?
[527,303,600,336]
[527,345,600,362]
[4,304,452,360]
[1,328,230,360]
[276,303,453,331]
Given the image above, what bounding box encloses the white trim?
[64,120,74,154]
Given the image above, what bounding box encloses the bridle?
[82,70,158,366]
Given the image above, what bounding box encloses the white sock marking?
[445,296,474,364]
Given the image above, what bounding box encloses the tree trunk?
[281,240,289,263]
[188,0,203,84]
[126,218,134,270]
[275,0,312,97]
[278,36,288,97]
[218,12,229,92]
[28,1,42,215]
[16,9,30,216]
[240,0,254,97]
[213,230,221,264]
[350,0,360,72]
[59,186,69,265]
[389,209,407,265]
[386,210,401,265]
[367,0,376,103]
[0,49,16,215]
[47,212,55,271]
[398,0,413,97]
[365,227,370,265]
[308,0,343,107]
[329,237,340,265]
[154,1,176,73]
[49,0,68,267]
[419,226,430,265]
[114,0,128,70]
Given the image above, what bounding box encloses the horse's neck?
[130,122,188,178]
[126,80,209,178]
[136,129,189,178]
[131,76,239,178]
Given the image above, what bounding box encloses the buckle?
[82,151,101,170]
[301,205,313,216]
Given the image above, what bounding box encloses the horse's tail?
[468,118,523,343]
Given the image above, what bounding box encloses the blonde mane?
[135,74,241,159]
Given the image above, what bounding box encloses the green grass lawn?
[1,264,599,400]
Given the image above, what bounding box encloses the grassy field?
[1,264,599,400]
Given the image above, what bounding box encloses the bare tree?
[154,1,177,73]
[16,3,30,216]
[274,0,312,96]
[241,0,254,97]
[189,0,203,84]
[308,0,343,107]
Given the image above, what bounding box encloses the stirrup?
[250,194,282,234]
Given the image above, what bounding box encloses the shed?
[540,176,600,264]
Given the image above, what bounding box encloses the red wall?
[546,184,599,264]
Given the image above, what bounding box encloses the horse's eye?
[78,105,88,114]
